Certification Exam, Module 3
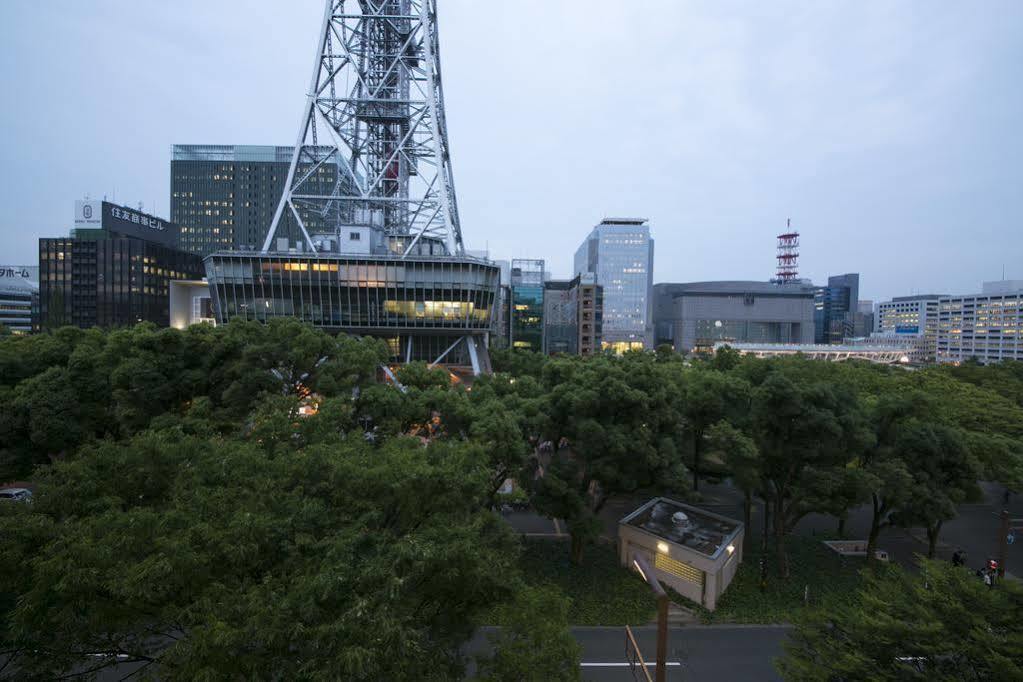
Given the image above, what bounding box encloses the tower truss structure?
[774,219,799,283]
[262,0,464,257]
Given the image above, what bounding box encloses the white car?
[0,488,32,502]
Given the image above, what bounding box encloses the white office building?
[936,281,1023,365]
[0,266,38,334]
[574,218,654,352]
[874,295,942,362]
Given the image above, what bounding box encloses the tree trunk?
[742,490,752,549]
[761,494,770,555]
[774,498,790,579]
[691,431,701,492]
[866,495,882,565]
[570,531,585,565]
[926,521,943,559]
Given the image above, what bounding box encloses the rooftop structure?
[619,498,744,611]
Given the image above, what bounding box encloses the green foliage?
[746,367,872,576]
[0,429,519,680]
[476,586,582,682]
[512,539,655,626]
[528,353,689,562]
[777,559,1023,681]
[0,320,386,481]
[490,347,548,379]
[667,536,866,625]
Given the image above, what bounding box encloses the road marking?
[580,662,682,667]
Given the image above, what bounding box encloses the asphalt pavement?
[572,625,789,681]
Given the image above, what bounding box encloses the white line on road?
[580,662,682,667]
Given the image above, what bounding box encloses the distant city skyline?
[1,1,1021,302]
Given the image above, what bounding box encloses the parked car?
[0,487,32,502]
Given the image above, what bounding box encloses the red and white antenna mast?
[774,218,799,283]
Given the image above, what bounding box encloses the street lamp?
[632,553,668,682]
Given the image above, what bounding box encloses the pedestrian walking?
[952,550,963,567]
[983,570,993,589]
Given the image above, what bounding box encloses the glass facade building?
[574,218,653,351]
[39,237,204,330]
[509,259,545,352]
[204,252,499,365]
[814,273,860,344]
[171,145,356,256]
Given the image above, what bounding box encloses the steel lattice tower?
[774,219,800,283]
[262,0,464,256]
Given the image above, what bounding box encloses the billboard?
[74,200,103,230]
[74,201,180,248]
[105,202,181,248]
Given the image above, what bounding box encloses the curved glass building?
[204,249,499,370]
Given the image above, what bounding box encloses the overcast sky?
[1,1,1021,301]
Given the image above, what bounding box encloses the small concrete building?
[619,498,744,611]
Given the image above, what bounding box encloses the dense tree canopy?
[778,559,1023,681]
[3,324,1023,679]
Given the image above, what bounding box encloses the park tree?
[529,355,688,563]
[680,369,750,491]
[747,370,871,578]
[466,375,543,506]
[890,423,982,558]
[475,586,581,682]
[0,428,521,681]
[706,420,759,546]
[490,347,549,379]
[777,559,1023,681]
[856,393,918,562]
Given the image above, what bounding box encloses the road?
[468,625,790,681]
[573,625,789,681]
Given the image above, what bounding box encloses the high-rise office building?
[874,295,942,361]
[543,273,603,355]
[574,218,654,352]
[509,259,544,352]
[39,201,204,330]
[936,281,1023,365]
[653,281,816,354]
[814,273,860,344]
[171,145,354,256]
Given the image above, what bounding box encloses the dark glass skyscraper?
[171,145,353,256]
[39,202,204,330]
[814,273,860,344]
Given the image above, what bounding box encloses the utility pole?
[632,554,669,682]
[998,509,1009,578]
